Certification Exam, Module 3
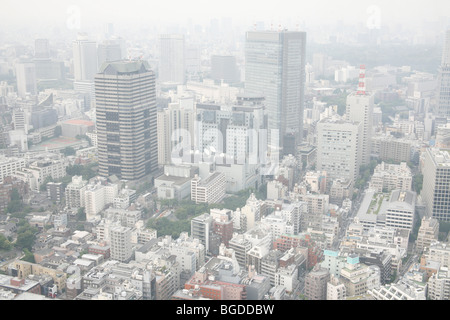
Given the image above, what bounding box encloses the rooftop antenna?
[357,65,366,95]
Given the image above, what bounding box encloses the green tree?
[21,248,35,263]
[147,217,191,238]
[413,174,423,194]
[15,224,38,251]
[77,207,86,221]
[65,163,98,180]
[0,234,12,250]
[5,188,23,214]
[319,91,348,116]
[62,146,76,156]
[53,125,62,138]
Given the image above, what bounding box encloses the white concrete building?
[321,250,348,278]
[0,156,27,184]
[426,242,450,268]
[345,91,374,165]
[369,279,426,300]
[159,34,185,84]
[416,217,439,253]
[274,264,298,293]
[73,33,97,82]
[84,184,106,221]
[327,274,347,300]
[109,225,133,263]
[354,190,389,231]
[25,157,68,191]
[339,255,380,298]
[65,176,87,209]
[157,101,195,165]
[266,180,288,201]
[385,190,416,232]
[427,266,450,300]
[421,148,450,221]
[16,62,37,98]
[369,162,412,193]
[190,213,213,253]
[83,179,119,221]
[316,117,362,183]
[190,172,226,204]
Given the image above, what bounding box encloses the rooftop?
[98,60,152,75]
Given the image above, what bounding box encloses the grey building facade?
[95,60,158,180]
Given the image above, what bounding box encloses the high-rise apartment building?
[195,97,266,162]
[304,265,330,300]
[159,34,185,84]
[191,213,213,253]
[245,30,306,153]
[421,148,450,221]
[95,60,158,180]
[109,225,133,263]
[65,175,87,209]
[316,117,362,183]
[157,101,195,165]
[436,30,450,117]
[346,77,374,165]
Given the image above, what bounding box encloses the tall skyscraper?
[159,34,185,84]
[15,62,37,98]
[73,33,98,110]
[73,33,98,81]
[437,30,450,118]
[421,148,450,222]
[33,39,65,81]
[245,30,306,154]
[95,60,158,181]
[345,66,374,166]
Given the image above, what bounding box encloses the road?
[335,189,365,249]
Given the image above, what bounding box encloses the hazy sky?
[1,0,449,30]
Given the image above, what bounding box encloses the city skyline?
[1,1,450,31]
[1,0,450,305]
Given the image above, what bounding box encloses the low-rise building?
[416,217,439,253]
[191,172,226,204]
[368,279,426,300]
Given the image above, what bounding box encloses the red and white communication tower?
[357,65,366,95]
